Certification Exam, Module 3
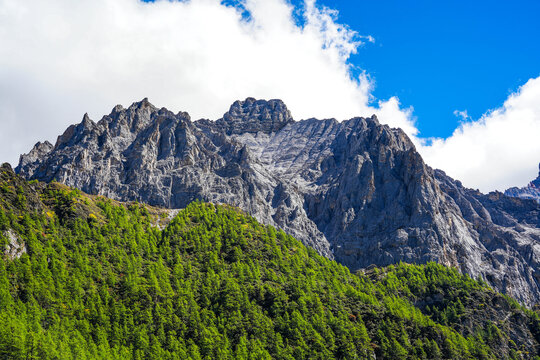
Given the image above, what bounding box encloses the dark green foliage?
[365,262,540,357]
[0,169,538,359]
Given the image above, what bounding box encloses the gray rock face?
[3,229,26,260]
[18,141,53,170]
[505,164,540,203]
[211,97,293,135]
[17,98,540,306]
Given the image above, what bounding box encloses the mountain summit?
[17,98,540,306]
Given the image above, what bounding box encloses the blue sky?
[293,0,540,138]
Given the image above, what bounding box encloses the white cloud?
[0,0,414,167]
[453,109,470,121]
[419,77,540,192]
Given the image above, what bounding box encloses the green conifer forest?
[0,165,539,359]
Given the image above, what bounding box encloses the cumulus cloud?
[419,77,540,192]
[0,0,414,166]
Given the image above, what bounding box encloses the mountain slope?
[16,98,540,306]
[1,166,539,359]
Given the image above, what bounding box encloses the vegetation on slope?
[0,163,539,359]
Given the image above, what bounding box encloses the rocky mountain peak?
[27,141,53,156]
[126,97,155,111]
[55,112,99,150]
[17,141,54,170]
[217,97,293,135]
[81,112,92,125]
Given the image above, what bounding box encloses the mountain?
[1,165,539,359]
[16,98,540,306]
[505,164,540,203]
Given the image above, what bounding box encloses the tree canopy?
[0,168,539,359]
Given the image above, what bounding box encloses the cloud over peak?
[0,0,417,166]
[1,0,539,193]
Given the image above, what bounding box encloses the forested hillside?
[1,163,539,359]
